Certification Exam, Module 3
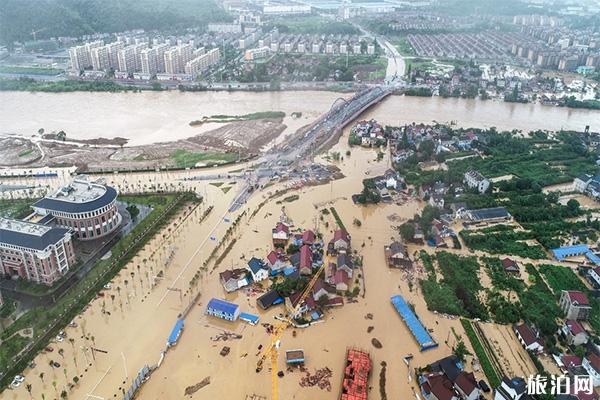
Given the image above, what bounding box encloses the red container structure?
[340,348,371,400]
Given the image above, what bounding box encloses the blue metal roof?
[207,298,239,315]
[391,295,438,352]
[247,257,266,274]
[167,319,184,346]
[240,312,259,324]
[552,244,600,265]
[33,186,118,213]
[0,226,70,251]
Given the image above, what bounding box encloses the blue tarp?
[167,319,184,346]
[552,244,600,265]
[240,312,259,325]
[283,266,297,276]
[391,295,438,351]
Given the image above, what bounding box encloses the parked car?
[479,380,490,393]
[11,375,25,388]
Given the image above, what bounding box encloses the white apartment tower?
[117,46,137,74]
[164,48,179,74]
[68,40,103,71]
[140,48,159,76]
[106,41,124,69]
[184,48,220,76]
[177,43,194,73]
[91,46,110,71]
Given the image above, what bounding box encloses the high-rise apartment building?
[106,41,124,69]
[140,48,158,76]
[91,46,110,71]
[184,48,221,76]
[117,46,137,73]
[154,43,169,73]
[68,40,103,71]
[164,48,179,74]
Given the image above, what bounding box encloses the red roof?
[299,245,313,269]
[274,222,289,234]
[454,372,477,396]
[567,290,590,306]
[333,269,350,286]
[502,258,519,271]
[340,349,371,400]
[565,319,586,335]
[266,251,278,265]
[571,383,599,400]
[302,230,316,244]
[332,229,350,243]
[561,355,582,368]
[426,373,456,400]
[587,353,600,373]
[515,323,542,347]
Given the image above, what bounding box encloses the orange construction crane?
[256,262,327,400]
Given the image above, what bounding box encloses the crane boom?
[256,261,328,400]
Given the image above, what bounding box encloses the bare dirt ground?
[0,118,286,171]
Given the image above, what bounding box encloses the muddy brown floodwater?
[3,91,598,400]
[2,90,600,147]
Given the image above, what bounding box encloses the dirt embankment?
[0,118,286,171]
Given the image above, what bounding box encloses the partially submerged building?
[391,295,438,351]
[206,298,240,321]
[340,348,371,400]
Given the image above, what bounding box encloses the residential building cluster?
[244,31,375,56]
[68,38,220,79]
[215,216,356,325]
[407,32,522,61]
[510,24,600,71]
[0,178,121,286]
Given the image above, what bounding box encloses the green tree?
[399,222,415,241]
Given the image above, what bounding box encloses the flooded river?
[1,90,600,146]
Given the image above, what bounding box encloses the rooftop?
[0,218,70,251]
[33,179,118,214]
[47,179,106,203]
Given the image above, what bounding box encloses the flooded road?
[1,90,599,147]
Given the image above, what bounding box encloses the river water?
[1,90,599,147]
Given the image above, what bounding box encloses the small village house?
[560,290,592,320]
[494,377,527,400]
[501,258,520,274]
[463,170,490,194]
[257,289,283,310]
[266,251,288,274]
[206,298,240,321]
[329,229,351,253]
[272,222,290,247]
[219,268,249,293]
[246,257,269,282]
[514,323,544,353]
[299,245,313,275]
[582,353,600,387]
[384,241,412,268]
[560,320,589,346]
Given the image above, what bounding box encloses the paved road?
[227,86,392,211]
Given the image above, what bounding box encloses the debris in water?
[211,331,242,341]
[220,346,230,356]
[367,326,374,333]
[364,313,373,320]
[299,367,332,391]
[371,338,383,349]
[184,377,210,395]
